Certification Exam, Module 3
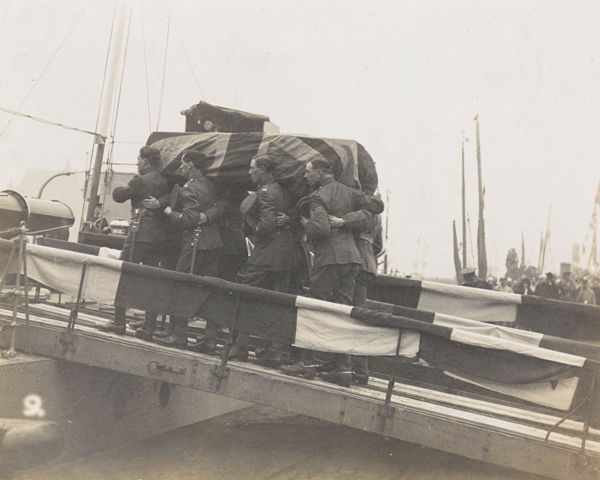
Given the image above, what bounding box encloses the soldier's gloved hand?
[164,206,172,216]
[142,196,161,210]
[276,212,290,227]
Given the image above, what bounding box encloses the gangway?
[1,302,599,480]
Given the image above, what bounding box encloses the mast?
[461,136,467,269]
[453,220,462,283]
[384,190,390,274]
[474,114,487,280]
[539,205,552,273]
[521,231,526,269]
[588,180,600,271]
[84,5,128,224]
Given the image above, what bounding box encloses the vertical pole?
[67,263,88,332]
[475,114,487,281]
[580,371,598,455]
[461,138,467,269]
[385,329,403,405]
[6,233,24,357]
[85,5,128,223]
[384,190,390,274]
[21,236,31,352]
[215,296,241,390]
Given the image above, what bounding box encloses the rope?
[141,7,153,134]
[0,107,101,138]
[0,9,86,143]
[156,14,171,131]
[171,19,206,102]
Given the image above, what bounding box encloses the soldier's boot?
[190,328,218,355]
[279,350,316,380]
[153,318,188,350]
[321,354,352,388]
[253,342,292,368]
[134,312,157,342]
[227,332,249,362]
[97,306,126,334]
[254,341,272,359]
[153,316,175,338]
[128,319,145,330]
[352,355,369,386]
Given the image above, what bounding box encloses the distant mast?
[474,114,487,280]
[453,220,462,284]
[84,5,128,224]
[462,135,468,270]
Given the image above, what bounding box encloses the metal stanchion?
[66,262,89,333]
[213,295,241,389]
[385,329,403,406]
[4,225,27,358]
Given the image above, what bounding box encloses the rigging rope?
[171,20,206,102]
[0,107,100,138]
[0,8,86,143]
[156,14,171,131]
[107,8,134,168]
[95,3,118,136]
[141,7,153,134]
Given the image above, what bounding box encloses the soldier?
[319,195,384,386]
[280,159,371,387]
[191,187,248,354]
[97,146,170,336]
[224,155,297,363]
[153,150,223,349]
[461,267,493,290]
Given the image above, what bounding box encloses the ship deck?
[1,299,599,480]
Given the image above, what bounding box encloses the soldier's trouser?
[307,263,360,305]
[352,270,376,308]
[114,241,163,326]
[233,267,291,352]
[172,246,222,338]
[304,263,359,368]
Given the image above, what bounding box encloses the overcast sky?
[1,0,599,279]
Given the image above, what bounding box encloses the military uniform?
[204,194,248,284]
[112,170,171,263]
[156,171,223,348]
[227,181,297,363]
[244,181,297,291]
[110,170,171,333]
[304,177,370,304]
[283,178,371,386]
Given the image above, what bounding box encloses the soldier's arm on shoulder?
[304,196,330,238]
[254,189,277,236]
[342,189,373,229]
[168,185,201,227]
[112,175,140,203]
[343,210,373,230]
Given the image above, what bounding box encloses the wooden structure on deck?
[1,301,599,480]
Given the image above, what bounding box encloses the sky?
[1,0,599,279]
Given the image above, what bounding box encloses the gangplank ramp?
[1,305,599,480]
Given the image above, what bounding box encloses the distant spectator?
[513,277,534,295]
[495,277,514,294]
[534,272,560,300]
[558,270,577,302]
[460,267,493,290]
[576,277,597,305]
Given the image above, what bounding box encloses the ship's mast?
[84,5,128,225]
[474,114,487,280]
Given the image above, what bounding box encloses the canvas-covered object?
[146,132,379,195]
